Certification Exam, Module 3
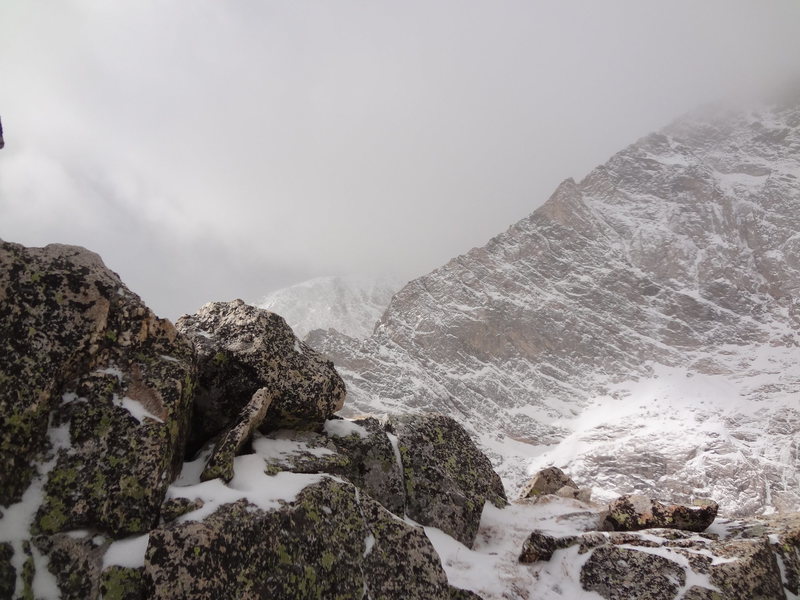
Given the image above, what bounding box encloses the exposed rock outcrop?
[388,413,507,547]
[514,507,799,600]
[602,494,718,532]
[0,240,195,537]
[200,388,273,482]
[2,240,497,598]
[145,478,453,600]
[518,530,577,563]
[176,299,346,453]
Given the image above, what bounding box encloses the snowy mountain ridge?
[310,98,800,516]
[255,275,401,340]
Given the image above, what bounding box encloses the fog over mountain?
[309,96,800,516]
[2,1,800,318]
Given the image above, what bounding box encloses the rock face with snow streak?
[388,414,507,547]
[574,513,799,600]
[145,478,454,600]
[0,240,196,537]
[256,275,402,340]
[311,97,800,516]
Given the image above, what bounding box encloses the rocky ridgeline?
[1,240,799,600]
[0,240,501,599]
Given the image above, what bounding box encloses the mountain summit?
[311,99,800,516]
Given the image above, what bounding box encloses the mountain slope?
[311,99,800,516]
[255,275,401,340]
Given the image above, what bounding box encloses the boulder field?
[0,240,798,600]
[0,241,498,599]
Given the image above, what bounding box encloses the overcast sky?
[1,1,799,319]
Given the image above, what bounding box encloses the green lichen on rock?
[602,495,718,533]
[145,478,367,599]
[200,388,273,482]
[176,300,346,454]
[386,414,507,547]
[358,491,452,599]
[100,566,147,600]
[33,533,105,600]
[21,541,34,600]
[0,240,196,537]
[145,476,454,600]
[581,545,686,600]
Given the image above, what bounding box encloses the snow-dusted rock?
[434,495,799,599]
[388,414,507,547]
[603,495,718,532]
[0,241,196,540]
[176,300,346,452]
[518,530,577,563]
[253,418,406,515]
[311,98,800,516]
[519,467,577,498]
[200,388,273,482]
[145,478,453,600]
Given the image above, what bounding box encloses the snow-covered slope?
[255,275,401,340]
[312,98,800,516]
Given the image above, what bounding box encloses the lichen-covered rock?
[33,533,105,600]
[144,477,452,599]
[324,417,405,514]
[581,545,686,600]
[518,530,577,563]
[358,488,452,599]
[100,566,147,600]
[705,537,785,599]
[519,466,577,499]
[387,413,507,547]
[159,498,205,524]
[200,388,273,482]
[176,300,346,452]
[0,543,15,599]
[247,418,406,515]
[766,512,800,596]
[0,241,195,540]
[602,494,718,532]
[564,512,799,600]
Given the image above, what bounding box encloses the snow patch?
[103,534,150,569]
[324,419,369,439]
[168,454,327,522]
[112,394,163,424]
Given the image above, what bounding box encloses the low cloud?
[1,0,799,317]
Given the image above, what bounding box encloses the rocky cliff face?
[310,98,800,516]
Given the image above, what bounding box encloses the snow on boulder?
[0,241,196,540]
[519,466,579,499]
[145,477,453,600]
[602,494,718,533]
[387,413,507,547]
[176,300,346,453]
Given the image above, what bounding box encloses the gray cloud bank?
[1,0,799,319]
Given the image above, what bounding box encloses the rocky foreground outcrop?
[0,241,195,537]
[2,242,799,600]
[518,511,800,600]
[507,470,799,600]
[0,240,494,599]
